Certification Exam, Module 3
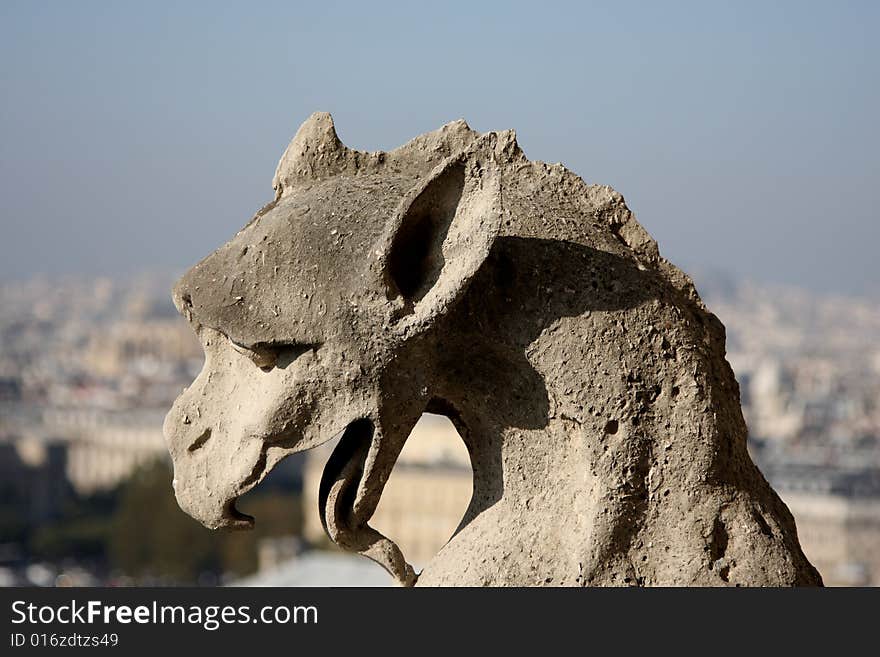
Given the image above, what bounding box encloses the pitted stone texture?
[164,112,822,587]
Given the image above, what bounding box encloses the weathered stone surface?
[164,112,822,586]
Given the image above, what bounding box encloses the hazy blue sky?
[1,1,878,296]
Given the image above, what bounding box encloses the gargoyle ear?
[379,152,503,332]
[272,112,350,199]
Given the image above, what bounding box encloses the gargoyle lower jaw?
[172,480,256,531]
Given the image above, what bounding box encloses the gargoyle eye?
[235,342,278,371]
[231,340,315,372]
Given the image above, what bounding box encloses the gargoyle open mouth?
[221,498,256,530]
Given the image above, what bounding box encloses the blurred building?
[0,409,167,499]
[41,409,169,495]
[764,464,880,586]
[84,319,201,380]
[0,436,70,524]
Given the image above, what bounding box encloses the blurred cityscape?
[0,270,877,586]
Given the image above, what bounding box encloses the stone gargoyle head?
[164,112,821,587]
